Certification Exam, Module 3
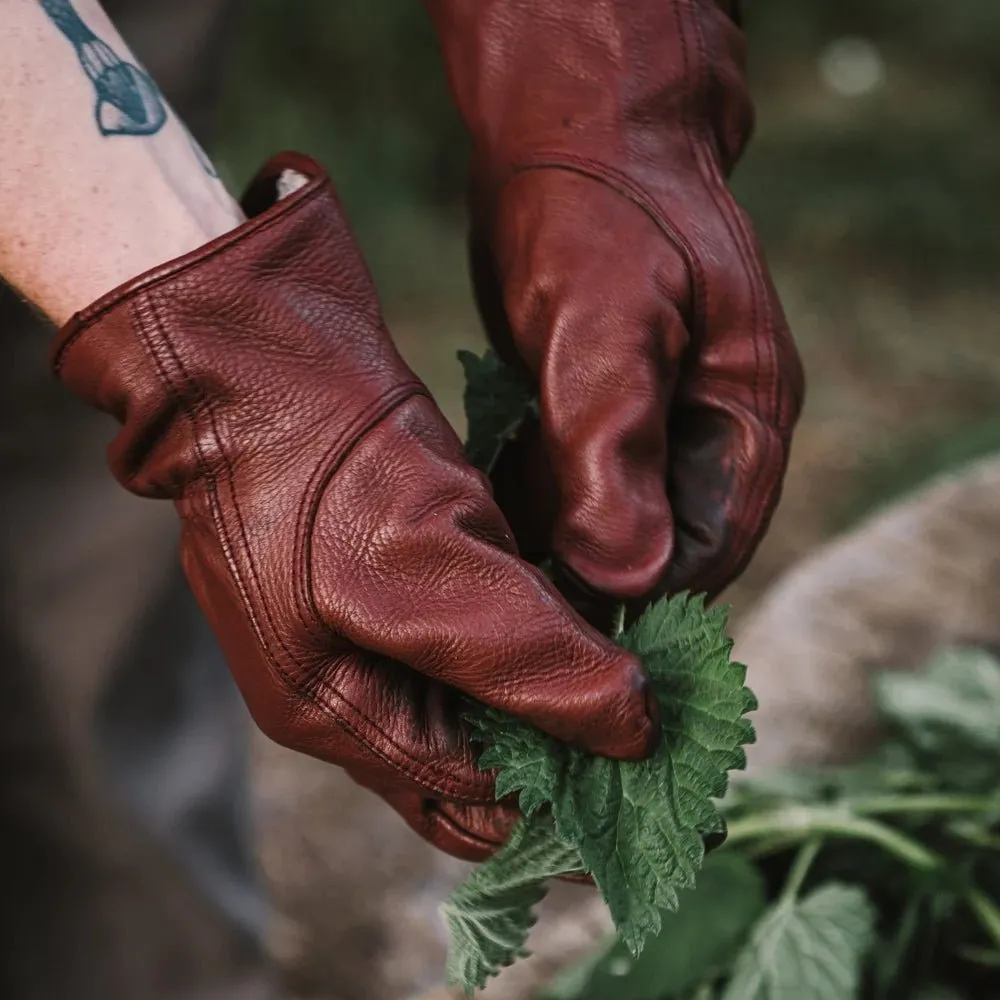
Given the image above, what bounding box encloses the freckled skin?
[0,2,240,322]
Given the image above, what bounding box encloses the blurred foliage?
[213,0,1000,525]
[831,415,1000,531]
[217,0,465,206]
[215,0,1000,298]
[735,0,1000,292]
[214,0,469,306]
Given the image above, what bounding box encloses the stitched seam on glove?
[505,155,707,340]
[678,0,778,593]
[679,0,771,417]
[303,684,496,804]
[498,152,787,595]
[290,379,431,647]
[51,178,330,373]
[428,805,509,849]
[137,289,487,801]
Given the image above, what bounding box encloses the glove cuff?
[51,151,328,379]
[429,0,754,196]
[50,152,420,497]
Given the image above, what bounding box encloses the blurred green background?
[213,0,1000,599]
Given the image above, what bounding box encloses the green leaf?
[458,349,536,474]
[472,593,757,955]
[719,884,876,1000]
[442,817,583,994]
[446,352,755,992]
[539,853,767,1000]
[876,646,1000,792]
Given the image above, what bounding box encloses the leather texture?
[425,0,805,621]
[50,153,659,862]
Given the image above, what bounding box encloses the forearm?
[0,0,243,325]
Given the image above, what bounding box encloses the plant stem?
[780,838,823,905]
[725,806,940,870]
[721,792,995,821]
[847,793,995,817]
[741,834,803,860]
[612,604,626,641]
[723,804,1000,952]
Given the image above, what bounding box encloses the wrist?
[4,151,244,326]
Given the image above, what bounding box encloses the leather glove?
[424,0,805,619]
[50,153,659,862]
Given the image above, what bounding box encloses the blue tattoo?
[39,0,219,176]
[38,0,166,136]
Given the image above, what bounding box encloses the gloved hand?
[50,153,659,861]
[425,0,805,618]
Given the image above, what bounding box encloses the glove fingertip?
[557,530,674,604]
[562,647,661,761]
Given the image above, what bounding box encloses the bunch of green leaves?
[537,645,1000,1000]
[443,590,758,992]
[443,353,758,992]
[446,351,1000,999]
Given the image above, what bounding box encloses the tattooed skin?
[38,0,167,136]
[37,0,219,176]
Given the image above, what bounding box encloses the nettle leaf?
[472,593,756,955]
[445,351,756,992]
[459,349,537,475]
[720,884,876,1000]
[442,817,583,994]
[540,853,767,1000]
[876,646,1000,791]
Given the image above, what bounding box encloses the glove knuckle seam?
[292,381,431,647]
[293,678,486,801]
[142,287,471,800]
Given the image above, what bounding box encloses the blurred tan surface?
[741,453,1000,772]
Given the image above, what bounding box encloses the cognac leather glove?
[425,0,805,615]
[50,153,659,862]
